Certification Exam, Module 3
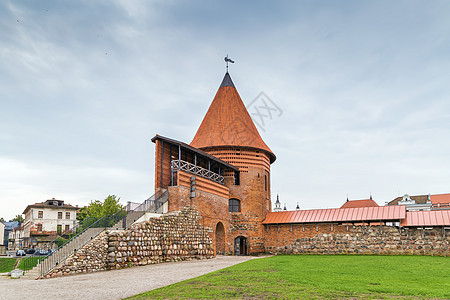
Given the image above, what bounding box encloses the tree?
[77,195,124,221]
[0,217,5,223]
[76,206,88,221]
[12,214,24,223]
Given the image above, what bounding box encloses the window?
[65,224,70,232]
[38,211,43,219]
[37,224,43,232]
[66,212,70,219]
[58,212,62,219]
[229,198,241,212]
[57,224,62,235]
[234,171,240,185]
[264,175,267,191]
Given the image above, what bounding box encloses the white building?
[22,198,79,248]
[9,226,24,250]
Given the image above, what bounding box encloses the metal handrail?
[34,191,169,277]
[21,216,99,272]
[171,159,225,184]
[38,213,113,276]
[118,189,168,229]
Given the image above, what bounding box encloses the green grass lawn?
[17,256,45,271]
[0,257,17,273]
[129,255,450,299]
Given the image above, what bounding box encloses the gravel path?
[0,256,259,300]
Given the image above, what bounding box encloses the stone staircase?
[23,227,106,279]
[113,189,168,229]
[22,190,169,279]
[21,265,40,280]
[112,210,144,229]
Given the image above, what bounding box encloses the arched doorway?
[234,236,248,256]
[215,222,225,255]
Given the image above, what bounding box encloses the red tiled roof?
[401,210,450,226]
[340,199,379,209]
[190,72,276,163]
[262,205,406,224]
[430,193,450,205]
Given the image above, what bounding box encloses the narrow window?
[229,198,241,212]
[58,212,62,219]
[38,211,43,219]
[57,224,62,235]
[234,171,240,185]
[66,212,70,219]
[264,175,267,191]
[65,225,70,232]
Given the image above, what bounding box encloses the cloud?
[1,1,450,218]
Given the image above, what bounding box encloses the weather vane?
[224,55,234,72]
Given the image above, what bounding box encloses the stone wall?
[107,208,214,269]
[43,207,214,278]
[265,223,450,256]
[44,231,109,278]
[168,185,232,255]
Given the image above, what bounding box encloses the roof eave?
[151,134,240,171]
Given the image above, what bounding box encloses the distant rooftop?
[340,199,379,209]
[22,198,78,214]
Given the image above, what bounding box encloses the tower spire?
[190,70,276,163]
[273,194,282,212]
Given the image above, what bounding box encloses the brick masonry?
[264,223,450,256]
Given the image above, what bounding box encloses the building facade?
[388,193,450,211]
[8,225,24,250]
[0,222,5,254]
[153,72,275,255]
[151,71,450,256]
[22,198,79,248]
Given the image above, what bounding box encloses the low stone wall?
[44,231,109,278]
[107,208,214,269]
[265,224,450,256]
[43,207,213,278]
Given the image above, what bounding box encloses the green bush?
[55,237,68,248]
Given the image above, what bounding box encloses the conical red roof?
[190,72,276,163]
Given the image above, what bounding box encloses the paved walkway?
[0,256,259,300]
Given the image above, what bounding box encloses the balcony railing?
[171,159,225,185]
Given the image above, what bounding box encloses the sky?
[1,1,450,220]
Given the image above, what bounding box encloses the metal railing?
[20,216,100,272]
[38,210,126,277]
[31,190,169,277]
[117,189,168,229]
[19,255,46,272]
[171,159,225,185]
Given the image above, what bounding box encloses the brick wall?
[227,164,271,254]
[265,223,450,256]
[167,185,233,254]
[176,170,229,198]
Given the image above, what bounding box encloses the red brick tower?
[191,72,276,254]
